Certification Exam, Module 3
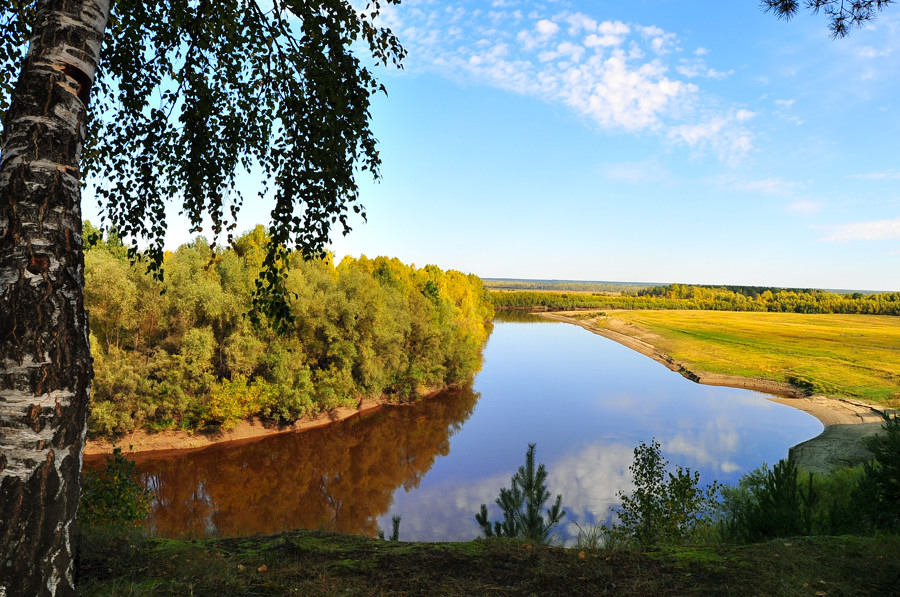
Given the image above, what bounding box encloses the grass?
[77,528,900,596]
[581,310,900,406]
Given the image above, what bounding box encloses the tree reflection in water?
[115,389,478,538]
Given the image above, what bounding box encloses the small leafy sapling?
[613,439,719,546]
[80,447,153,530]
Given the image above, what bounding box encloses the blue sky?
[87,1,900,291]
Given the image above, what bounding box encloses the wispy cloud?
[667,113,754,160]
[601,159,670,184]
[380,1,753,161]
[676,57,732,79]
[850,169,900,180]
[734,177,804,196]
[858,45,892,58]
[786,200,821,215]
[773,98,803,125]
[823,218,900,241]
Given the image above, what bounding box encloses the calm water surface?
[125,316,823,541]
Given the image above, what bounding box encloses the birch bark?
[0,0,109,595]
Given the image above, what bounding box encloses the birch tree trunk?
[0,1,109,595]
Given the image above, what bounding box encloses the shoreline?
[537,311,892,473]
[84,397,388,459]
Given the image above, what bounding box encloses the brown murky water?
[124,389,477,538]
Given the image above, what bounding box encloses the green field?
[583,310,900,406]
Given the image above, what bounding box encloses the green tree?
[613,439,720,546]
[857,412,900,531]
[476,444,566,543]
[0,1,403,593]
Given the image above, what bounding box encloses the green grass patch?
[592,311,900,406]
[77,529,900,595]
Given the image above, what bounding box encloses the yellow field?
[588,310,900,405]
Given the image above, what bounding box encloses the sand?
[83,398,385,458]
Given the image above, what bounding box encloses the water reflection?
[88,318,824,543]
[374,319,823,542]
[491,310,548,323]
[110,389,478,538]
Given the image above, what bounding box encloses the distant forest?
[483,279,656,293]
[490,283,900,315]
[84,224,494,438]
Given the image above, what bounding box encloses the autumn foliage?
[83,224,493,437]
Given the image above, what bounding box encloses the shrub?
[80,448,153,530]
[206,373,264,429]
[611,439,719,546]
[721,459,820,542]
[856,411,900,532]
[475,443,565,543]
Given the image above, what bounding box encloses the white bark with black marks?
[0,0,109,595]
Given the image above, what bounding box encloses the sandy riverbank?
[83,398,386,458]
[537,311,893,473]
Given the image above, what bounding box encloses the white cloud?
[858,45,892,58]
[564,12,598,36]
[638,25,678,54]
[536,19,560,36]
[676,57,732,79]
[823,218,900,241]
[669,110,755,160]
[775,98,795,108]
[585,32,627,48]
[599,20,630,35]
[380,2,752,160]
[734,177,803,196]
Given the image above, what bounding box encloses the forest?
[490,283,900,315]
[83,224,494,438]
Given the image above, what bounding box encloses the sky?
[86,0,900,291]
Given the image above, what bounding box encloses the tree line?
[84,224,493,438]
[490,283,900,315]
[483,279,655,294]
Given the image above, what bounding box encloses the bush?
[720,459,820,542]
[475,443,565,543]
[611,439,719,546]
[718,460,871,541]
[857,411,900,532]
[80,448,153,530]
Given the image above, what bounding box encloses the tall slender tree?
[0,1,403,594]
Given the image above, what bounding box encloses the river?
[124,314,823,542]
